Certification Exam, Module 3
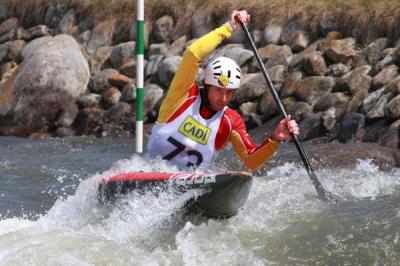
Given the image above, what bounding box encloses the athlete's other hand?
[230,10,250,31]
[274,115,299,142]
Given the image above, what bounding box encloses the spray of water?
[0,154,399,264]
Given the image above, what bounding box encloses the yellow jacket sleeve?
[157,23,233,123]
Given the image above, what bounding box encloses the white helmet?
[204,57,241,89]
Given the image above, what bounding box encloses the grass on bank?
[3,0,400,44]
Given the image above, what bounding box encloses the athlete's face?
[207,85,235,111]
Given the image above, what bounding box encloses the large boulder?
[0,35,90,136]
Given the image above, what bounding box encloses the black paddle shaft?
[235,16,329,201]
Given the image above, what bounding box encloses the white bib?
[147,97,226,169]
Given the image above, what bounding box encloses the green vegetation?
[3,0,400,40]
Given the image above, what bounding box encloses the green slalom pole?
[136,0,144,153]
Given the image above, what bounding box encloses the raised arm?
[157,23,233,123]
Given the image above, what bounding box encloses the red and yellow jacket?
[157,23,280,170]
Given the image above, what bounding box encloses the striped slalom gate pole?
[136,0,144,153]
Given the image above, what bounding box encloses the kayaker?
[147,10,299,170]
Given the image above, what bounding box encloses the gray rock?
[251,29,263,47]
[280,71,302,98]
[385,95,400,119]
[280,19,302,44]
[191,13,213,39]
[366,93,392,120]
[335,65,372,95]
[129,21,150,50]
[319,14,335,36]
[158,56,182,87]
[55,103,79,128]
[289,41,319,70]
[77,93,101,108]
[0,35,90,134]
[323,37,357,64]
[103,102,131,123]
[7,40,25,62]
[314,92,348,112]
[44,3,68,28]
[303,53,326,76]
[286,31,309,53]
[0,17,18,37]
[20,25,50,41]
[110,41,136,69]
[286,101,313,122]
[379,127,399,149]
[346,89,368,113]
[321,107,336,132]
[0,28,15,44]
[262,24,283,45]
[0,42,8,63]
[102,87,121,109]
[153,15,174,43]
[21,35,54,60]
[78,16,95,32]
[239,101,258,125]
[113,18,133,44]
[86,20,116,54]
[372,65,398,89]
[0,5,9,24]
[91,68,119,93]
[362,120,390,143]
[148,43,168,56]
[257,90,279,121]
[299,112,322,141]
[351,52,369,68]
[73,107,104,136]
[361,87,387,114]
[58,9,77,35]
[266,45,292,68]
[216,45,254,66]
[108,73,132,89]
[386,76,400,95]
[143,83,164,115]
[326,63,350,77]
[167,35,187,56]
[267,64,286,86]
[145,55,164,78]
[89,46,113,76]
[366,37,389,65]
[234,73,267,104]
[54,127,74,138]
[295,76,336,105]
[120,83,136,102]
[338,113,365,142]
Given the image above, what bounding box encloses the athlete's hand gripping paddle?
[234,15,332,202]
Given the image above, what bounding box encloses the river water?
[0,136,399,265]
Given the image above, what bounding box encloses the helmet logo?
[217,75,229,87]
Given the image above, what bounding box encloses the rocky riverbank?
[0,3,398,162]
